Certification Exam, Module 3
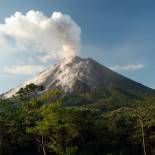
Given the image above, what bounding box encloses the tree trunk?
[42,146,47,155]
[140,119,146,155]
[42,135,47,155]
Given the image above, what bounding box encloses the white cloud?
[110,64,144,72]
[0,10,81,62]
[2,65,45,75]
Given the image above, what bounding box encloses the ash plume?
[0,10,81,62]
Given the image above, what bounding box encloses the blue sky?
[0,0,155,93]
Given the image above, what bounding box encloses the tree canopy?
[0,83,155,155]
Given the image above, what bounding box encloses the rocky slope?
[1,56,154,98]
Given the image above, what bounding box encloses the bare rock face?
[1,56,154,98]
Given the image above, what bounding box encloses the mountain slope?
[1,56,155,98]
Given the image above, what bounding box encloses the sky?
[0,0,155,93]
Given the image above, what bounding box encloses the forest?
[0,84,155,155]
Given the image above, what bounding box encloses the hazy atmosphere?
[1,0,155,93]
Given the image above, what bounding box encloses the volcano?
[1,56,155,98]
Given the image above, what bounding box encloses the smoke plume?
[0,10,81,62]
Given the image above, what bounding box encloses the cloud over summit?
[110,64,144,72]
[0,10,81,62]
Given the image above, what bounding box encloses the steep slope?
[1,56,155,98]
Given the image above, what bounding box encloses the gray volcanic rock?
[1,56,154,98]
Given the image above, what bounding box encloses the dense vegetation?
[0,84,155,155]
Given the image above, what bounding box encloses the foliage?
[0,83,155,155]
[16,83,44,99]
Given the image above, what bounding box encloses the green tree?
[16,83,44,99]
[0,99,29,155]
[133,105,155,155]
[27,90,78,155]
